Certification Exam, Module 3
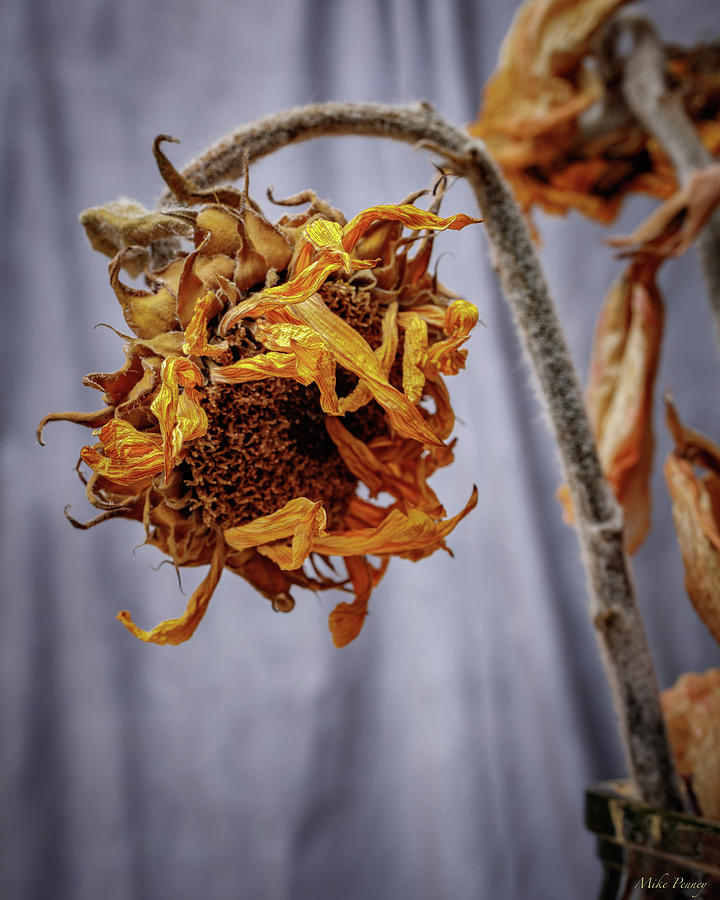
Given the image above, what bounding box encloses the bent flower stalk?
[39,139,481,647]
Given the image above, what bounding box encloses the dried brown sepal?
[36,407,114,446]
[662,669,720,820]
[558,260,663,552]
[664,399,720,645]
[80,199,194,276]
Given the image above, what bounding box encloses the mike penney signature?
[634,874,709,897]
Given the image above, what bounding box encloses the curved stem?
[618,15,720,351]
[171,101,684,810]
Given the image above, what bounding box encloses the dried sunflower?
[39,138,481,648]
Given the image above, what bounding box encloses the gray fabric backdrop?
[1,1,718,898]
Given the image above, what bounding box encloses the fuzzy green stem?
[169,101,684,810]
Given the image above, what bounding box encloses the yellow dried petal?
[338,301,398,414]
[150,357,207,479]
[224,498,328,567]
[212,321,340,414]
[117,536,225,645]
[223,257,348,323]
[182,290,229,360]
[425,300,479,378]
[80,418,164,485]
[304,218,353,271]
[341,204,482,251]
[211,351,304,384]
[261,487,477,568]
[292,295,442,446]
[402,315,428,404]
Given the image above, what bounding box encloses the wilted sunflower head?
[39,137,481,647]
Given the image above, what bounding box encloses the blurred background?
[1,1,718,898]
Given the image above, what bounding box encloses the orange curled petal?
[328,556,374,648]
[304,218,353,271]
[312,486,478,560]
[117,535,225,645]
[292,295,442,446]
[182,290,229,360]
[338,301,398,414]
[80,418,164,486]
[325,417,444,516]
[402,315,428,404]
[341,204,482,251]
[226,254,372,323]
[224,498,328,568]
[213,321,341,414]
[211,351,301,384]
[426,300,479,378]
[256,502,329,570]
[150,357,207,478]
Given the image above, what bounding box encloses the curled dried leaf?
[662,669,720,820]
[664,399,720,646]
[559,261,664,553]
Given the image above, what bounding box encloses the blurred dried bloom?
[662,669,720,820]
[39,139,481,647]
[469,0,720,222]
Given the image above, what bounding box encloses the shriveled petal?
[423,377,455,442]
[212,350,306,383]
[222,255,375,327]
[263,487,477,566]
[304,218,353,272]
[328,556,374,648]
[292,295,442,446]
[212,321,341,414]
[402,315,428,404]
[425,300,480,378]
[150,357,207,479]
[338,301,398,414]
[341,204,482,251]
[117,535,225,645]
[81,418,164,486]
[325,417,444,516]
[559,263,664,553]
[664,400,720,646]
[224,497,328,560]
[662,669,720,819]
[182,290,230,361]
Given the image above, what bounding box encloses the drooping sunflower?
[39,138,481,647]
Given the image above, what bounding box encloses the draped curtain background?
[1,1,718,898]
